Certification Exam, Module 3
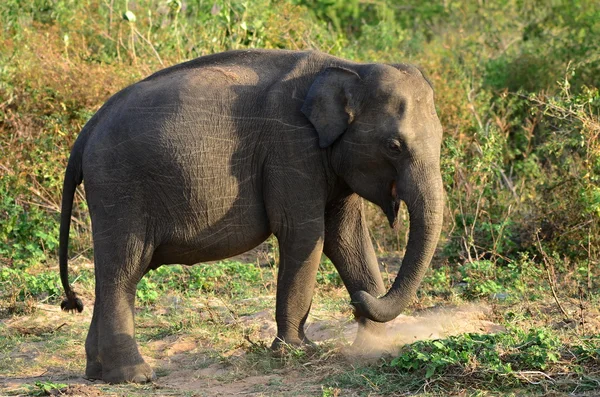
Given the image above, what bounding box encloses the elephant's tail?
[59,131,89,313]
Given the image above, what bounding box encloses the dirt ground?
[0,302,503,396]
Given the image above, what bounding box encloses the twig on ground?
[54,323,68,333]
[578,286,586,335]
[514,370,555,384]
[243,333,260,348]
[535,231,571,321]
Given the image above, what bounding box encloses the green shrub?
[0,267,62,302]
[0,176,60,268]
[330,328,599,394]
[388,327,561,379]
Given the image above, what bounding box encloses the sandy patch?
[1,302,503,395]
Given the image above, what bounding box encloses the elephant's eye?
[387,139,402,153]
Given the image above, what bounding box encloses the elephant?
[59,49,444,384]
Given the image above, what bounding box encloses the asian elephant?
[59,49,444,383]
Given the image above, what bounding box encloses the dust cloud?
[304,304,505,359]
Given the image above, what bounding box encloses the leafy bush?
[519,84,600,262]
[0,176,59,268]
[0,267,62,303]
[330,328,599,394]
[389,328,562,378]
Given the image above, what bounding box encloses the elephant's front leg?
[272,226,324,348]
[323,194,387,344]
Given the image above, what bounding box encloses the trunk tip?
[351,290,400,323]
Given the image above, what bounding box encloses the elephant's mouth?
[385,181,402,229]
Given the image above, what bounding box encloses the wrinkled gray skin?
[59,49,444,384]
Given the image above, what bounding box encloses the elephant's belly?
[151,203,272,266]
[151,232,271,265]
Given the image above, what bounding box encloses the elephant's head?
[302,63,444,322]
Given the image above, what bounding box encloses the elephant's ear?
[301,67,361,148]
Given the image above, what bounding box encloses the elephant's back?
[141,49,335,84]
[79,48,351,157]
[81,60,261,171]
[79,63,270,240]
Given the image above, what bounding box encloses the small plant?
[30,381,68,396]
[321,386,341,397]
[136,277,160,305]
[458,260,505,299]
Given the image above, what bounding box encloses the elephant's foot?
[84,360,103,381]
[349,320,391,358]
[351,330,385,352]
[102,362,156,384]
[355,319,385,342]
[270,335,317,354]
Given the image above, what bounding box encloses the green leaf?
[425,366,436,378]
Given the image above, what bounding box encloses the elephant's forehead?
[374,74,442,140]
[379,72,433,102]
[371,80,435,121]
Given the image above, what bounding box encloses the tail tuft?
[61,291,84,313]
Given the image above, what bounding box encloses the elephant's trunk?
[352,174,444,323]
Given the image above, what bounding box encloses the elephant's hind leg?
[89,227,156,384]
[84,307,102,380]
